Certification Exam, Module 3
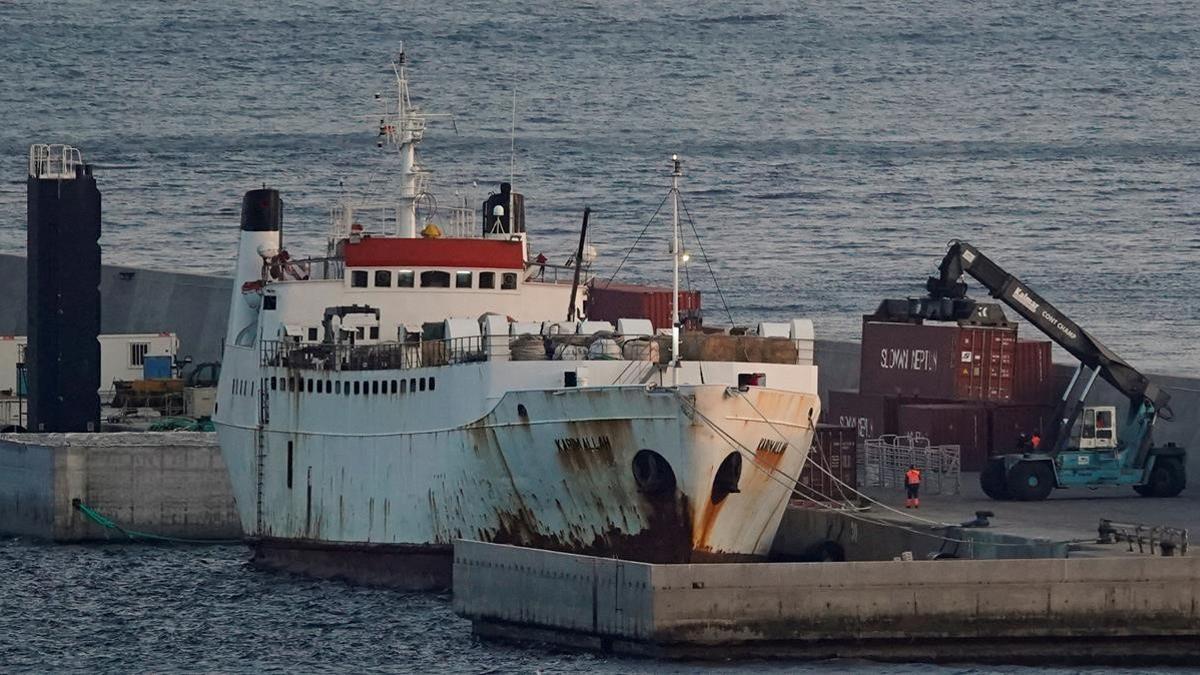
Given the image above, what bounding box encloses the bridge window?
[479,271,495,289]
[420,270,451,288]
[270,376,277,390]
[307,327,318,341]
[401,379,408,393]
[369,326,380,340]
[351,270,368,288]
[374,270,392,287]
[306,378,313,393]
[429,377,436,391]
[372,381,379,395]
[353,381,360,395]
[501,272,517,290]
[455,271,473,288]
[397,270,414,288]
[410,378,417,392]
[419,377,426,392]
[390,380,398,394]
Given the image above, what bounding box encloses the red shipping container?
[823,389,898,441]
[1013,339,1057,404]
[795,424,858,501]
[860,321,1016,402]
[990,404,1058,456]
[896,403,991,471]
[585,282,702,332]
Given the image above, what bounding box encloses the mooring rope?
[72,499,242,545]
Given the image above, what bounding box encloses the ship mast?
[385,45,426,238]
[670,154,682,387]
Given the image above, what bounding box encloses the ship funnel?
[226,188,284,350]
[241,188,282,232]
[481,182,525,237]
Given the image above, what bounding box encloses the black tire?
[980,459,1011,500]
[1006,461,1055,501]
[1137,457,1186,498]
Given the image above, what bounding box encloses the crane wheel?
[1006,461,1054,501]
[1137,457,1186,498]
[980,459,1011,500]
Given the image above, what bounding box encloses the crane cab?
[1074,406,1117,450]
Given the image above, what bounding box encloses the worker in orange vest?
[904,465,922,508]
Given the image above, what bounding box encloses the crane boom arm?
[925,241,1168,413]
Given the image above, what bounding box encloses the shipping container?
[1013,339,1057,404]
[823,389,899,441]
[896,403,991,471]
[794,423,858,501]
[989,404,1058,456]
[585,282,701,332]
[860,321,1016,402]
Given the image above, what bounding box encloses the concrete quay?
[453,539,1200,664]
[0,432,242,541]
[774,471,1200,562]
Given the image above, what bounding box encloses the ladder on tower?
[255,377,269,535]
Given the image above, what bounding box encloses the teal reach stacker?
[882,241,1185,501]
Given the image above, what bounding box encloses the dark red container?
[1013,339,1057,404]
[585,282,702,332]
[989,404,1058,455]
[824,389,898,441]
[896,403,991,470]
[860,321,1016,402]
[795,423,858,501]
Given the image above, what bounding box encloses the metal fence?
[860,434,961,495]
[261,337,489,372]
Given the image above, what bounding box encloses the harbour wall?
[454,539,1200,663]
[0,432,241,541]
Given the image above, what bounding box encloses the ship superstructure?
[213,50,821,588]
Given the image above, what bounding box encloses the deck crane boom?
[899,240,1185,501]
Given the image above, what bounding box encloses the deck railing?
[261,337,488,372]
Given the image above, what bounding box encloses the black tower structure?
[26,144,101,432]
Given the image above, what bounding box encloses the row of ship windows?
[270,375,436,396]
[350,269,518,290]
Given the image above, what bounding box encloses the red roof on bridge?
[344,237,525,269]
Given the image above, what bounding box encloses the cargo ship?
[212,50,820,588]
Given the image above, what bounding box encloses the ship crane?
[897,240,1186,501]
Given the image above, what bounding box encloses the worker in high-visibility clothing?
[904,465,922,509]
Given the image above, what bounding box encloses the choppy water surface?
[0,2,1198,669]
[0,540,1179,673]
[0,0,1197,371]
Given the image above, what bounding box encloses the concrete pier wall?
[454,540,1200,662]
[770,505,1068,562]
[0,432,241,541]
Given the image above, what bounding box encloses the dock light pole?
[671,154,682,388]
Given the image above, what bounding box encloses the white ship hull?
[215,348,818,588]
